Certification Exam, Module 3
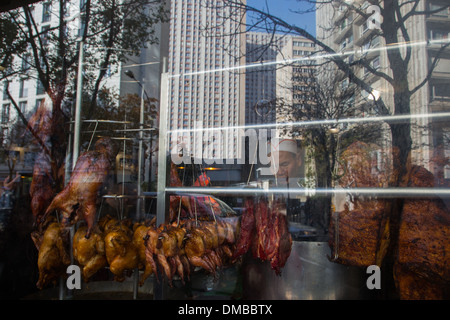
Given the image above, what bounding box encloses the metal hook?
[87,120,99,151]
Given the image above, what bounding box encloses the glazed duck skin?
[72,225,107,281]
[43,138,118,238]
[36,222,70,289]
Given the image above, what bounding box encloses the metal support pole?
[136,84,145,220]
[73,40,84,169]
[133,83,145,299]
[133,267,139,300]
[59,39,83,300]
[156,70,169,227]
[64,101,75,185]
[66,226,75,299]
[121,117,126,219]
[58,276,65,300]
[154,67,169,300]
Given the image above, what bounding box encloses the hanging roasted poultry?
[103,219,139,282]
[36,222,71,289]
[30,152,55,227]
[143,223,185,286]
[28,98,66,226]
[184,224,217,274]
[184,220,237,273]
[143,224,164,282]
[72,225,107,282]
[143,218,237,286]
[43,137,118,238]
[193,220,237,268]
[132,221,155,286]
[155,224,190,286]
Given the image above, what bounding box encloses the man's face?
[270,151,301,180]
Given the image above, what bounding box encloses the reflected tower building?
[166,0,246,161]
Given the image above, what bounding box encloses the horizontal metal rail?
[164,186,450,198]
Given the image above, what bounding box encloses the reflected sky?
[246,0,317,36]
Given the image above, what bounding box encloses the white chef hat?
[268,138,299,156]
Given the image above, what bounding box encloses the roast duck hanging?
[43,137,118,238]
[34,160,293,289]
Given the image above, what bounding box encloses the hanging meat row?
[34,214,239,289]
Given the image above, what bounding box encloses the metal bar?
[102,194,155,199]
[133,267,139,300]
[82,128,156,133]
[87,120,99,151]
[66,226,75,299]
[164,186,450,198]
[167,112,450,134]
[62,39,83,300]
[58,276,65,300]
[136,84,145,220]
[68,119,133,124]
[64,106,74,185]
[72,40,84,170]
[154,71,170,301]
[106,137,133,141]
[156,72,170,227]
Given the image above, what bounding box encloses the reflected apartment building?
[166,4,317,163]
[245,32,316,135]
[0,1,110,178]
[166,0,246,161]
[316,0,450,180]
[245,32,316,183]
[0,0,164,183]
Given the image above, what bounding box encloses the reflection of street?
[0,173,21,232]
[242,242,370,299]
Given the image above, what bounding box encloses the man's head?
[268,138,302,180]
